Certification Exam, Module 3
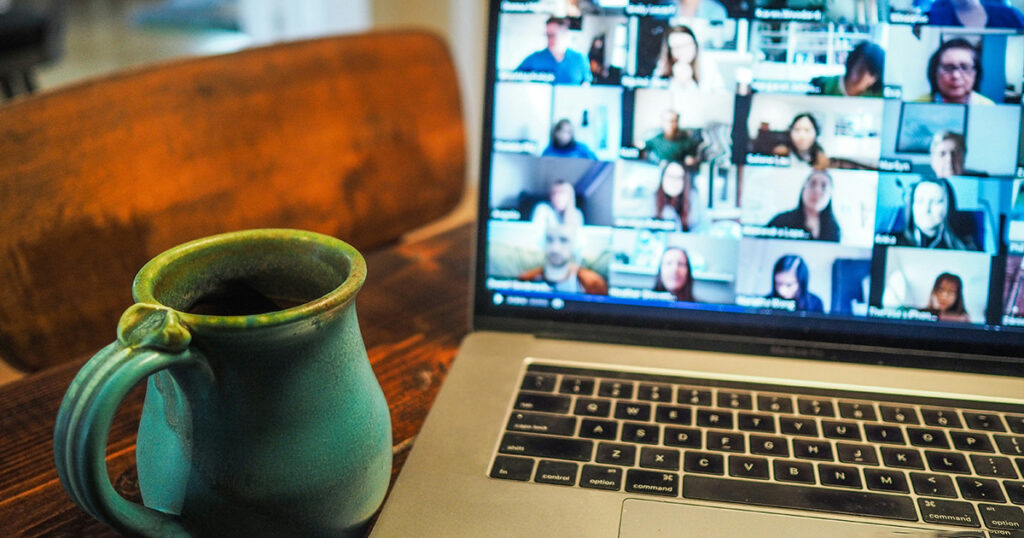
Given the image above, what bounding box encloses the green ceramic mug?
[54,229,392,537]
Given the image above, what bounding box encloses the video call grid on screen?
[483,0,1024,333]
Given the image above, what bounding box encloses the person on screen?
[516,17,592,85]
[926,0,1024,29]
[929,131,967,178]
[656,25,725,93]
[766,170,841,242]
[642,110,699,165]
[768,255,824,313]
[923,272,970,322]
[654,247,696,302]
[656,161,704,232]
[542,119,597,160]
[531,180,585,227]
[517,223,608,295]
[772,113,830,170]
[896,177,980,251]
[915,38,993,105]
[675,0,729,19]
[810,42,885,98]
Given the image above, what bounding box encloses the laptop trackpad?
[620,499,951,537]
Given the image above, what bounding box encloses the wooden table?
[0,222,473,537]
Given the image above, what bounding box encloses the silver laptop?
[372,1,1024,536]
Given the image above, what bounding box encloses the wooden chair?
[0,30,466,373]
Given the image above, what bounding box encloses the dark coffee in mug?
[186,279,310,316]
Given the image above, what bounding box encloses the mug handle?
[54,304,209,537]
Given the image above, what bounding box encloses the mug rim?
[132,228,366,331]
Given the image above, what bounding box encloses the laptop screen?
[475,0,1024,368]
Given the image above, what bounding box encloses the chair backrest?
[0,31,466,372]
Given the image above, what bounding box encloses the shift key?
[500,433,593,461]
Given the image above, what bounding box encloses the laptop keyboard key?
[758,394,794,414]
[837,401,877,421]
[625,469,679,497]
[1007,415,1024,434]
[837,443,879,465]
[995,435,1024,457]
[964,412,1006,432]
[598,380,633,399]
[880,447,924,469]
[717,391,753,410]
[793,439,833,461]
[706,431,745,453]
[819,464,861,489]
[822,421,861,441]
[907,427,949,449]
[654,405,692,425]
[971,454,1019,478]
[621,423,660,444]
[696,409,734,430]
[595,442,635,466]
[579,465,623,491]
[490,456,535,481]
[535,460,578,486]
[684,451,725,475]
[615,402,651,422]
[1007,481,1024,505]
[750,434,789,457]
[927,451,972,474]
[573,398,611,417]
[910,472,957,498]
[664,427,702,449]
[678,387,711,406]
[780,417,818,437]
[521,373,556,392]
[978,504,1024,532]
[499,433,593,462]
[515,393,571,414]
[864,469,909,493]
[774,460,815,484]
[507,412,577,436]
[951,431,994,453]
[559,377,595,396]
[921,408,963,429]
[738,413,775,433]
[864,424,905,445]
[640,447,680,471]
[879,406,919,425]
[684,476,918,522]
[637,383,672,402]
[917,498,981,528]
[957,477,1006,503]
[729,456,770,479]
[578,419,617,440]
[797,398,835,417]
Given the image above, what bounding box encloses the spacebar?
[683,476,918,522]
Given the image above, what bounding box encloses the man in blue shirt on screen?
[516,17,592,85]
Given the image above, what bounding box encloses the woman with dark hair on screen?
[655,161,702,232]
[657,25,725,93]
[654,247,696,302]
[811,41,886,97]
[896,177,980,251]
[767,170,841,242]
[542,119,597,160]
[768,255,824,313]
[916,38,993,105]
[772,113,830,170]
[924,272,970,322]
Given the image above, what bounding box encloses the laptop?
[372,1,1024,536]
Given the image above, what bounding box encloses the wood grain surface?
[0,30,465,372]
[0,222,473,537]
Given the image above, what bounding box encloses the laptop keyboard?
[489,363,1024,535]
